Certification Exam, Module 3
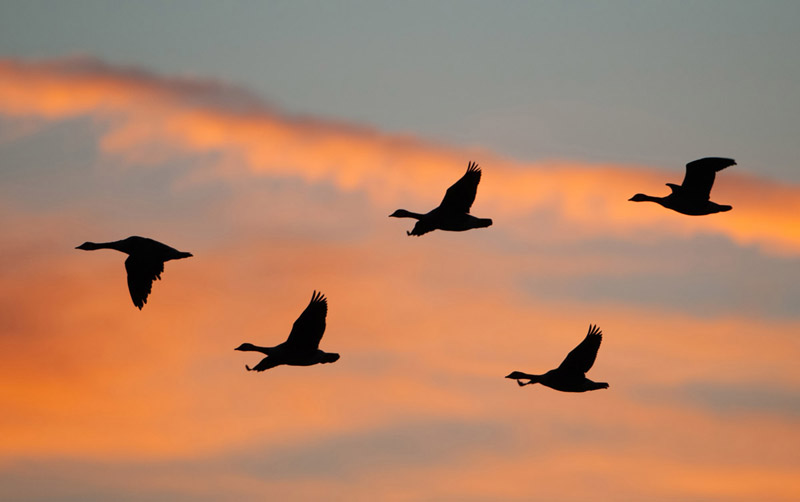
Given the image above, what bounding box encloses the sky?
[0,1,799,501]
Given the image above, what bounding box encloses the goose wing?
[680,157,736,200]
[285,291,328,350]
[440,161,482,213]
[124,255,164,309]
[557,324,603,374]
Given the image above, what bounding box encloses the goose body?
[390,161,492,236]
[629,157,735,215]
[235,291,340,372]
[506,324,608,393]
[76,236,192,309]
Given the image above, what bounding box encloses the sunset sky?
[1,2,799,501]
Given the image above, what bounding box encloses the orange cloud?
[2,57,800,501]
[1,57,799,254]
[2,231,798,462]
[0,228,797,502]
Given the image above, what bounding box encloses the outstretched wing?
[124,255,164,309]
[440,161,482,213]
[285,291,328,350]
[680,157,736,201]
[557,324,603,375]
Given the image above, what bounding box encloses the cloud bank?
[1,57,799,254]
[2,56,800,501]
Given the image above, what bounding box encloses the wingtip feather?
[310,290,327,304]
[466,160,481,174]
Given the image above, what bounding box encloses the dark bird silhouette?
[390,161,493,236]
[76,236,192,309]
[505,324,609,392]
[235,291,340,372]
[629,157,736,215]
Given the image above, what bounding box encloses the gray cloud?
[635,380,800,418]
[0,419,514,501]
[518,232,800,319]
[229,419,512,480]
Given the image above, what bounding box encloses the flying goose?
[506,324,609,392]
[235,291,340,372]
[76,236,192,309]
[629,157,735,215]
[390,161,493,236]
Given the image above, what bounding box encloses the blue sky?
[2,1,798,178]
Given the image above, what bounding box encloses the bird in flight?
[506,324,609,392]
[76,236,192,309]
[629,157,736,215]
[390,161,493,236]
[235,291,340,372]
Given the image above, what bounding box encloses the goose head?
[234,343,258,352]
[628,193,658,202]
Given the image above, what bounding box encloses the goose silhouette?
[629,157,735,215]
[390,161,492,236]
[235,291,340,372]
[506,324,609,392]
[76,236,192,309]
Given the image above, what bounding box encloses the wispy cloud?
[1,57,799,254]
